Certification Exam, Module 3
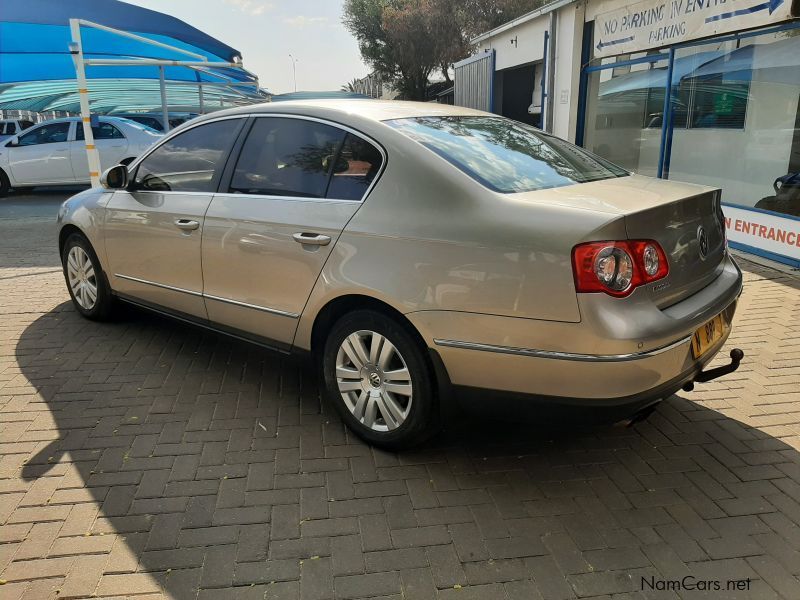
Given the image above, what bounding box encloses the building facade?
[458,0,800,267]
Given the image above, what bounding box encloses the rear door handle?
[293,232,331,246]
[175,218,200,231]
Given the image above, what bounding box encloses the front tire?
[61,233,116,320]
[320,310,439,450]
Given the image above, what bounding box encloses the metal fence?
[454,50,494,112]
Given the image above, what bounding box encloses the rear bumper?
[409,254,742,405]
[440,330,734,423]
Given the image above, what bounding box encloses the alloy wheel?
[335,329,413,432]
[66,245,98,310]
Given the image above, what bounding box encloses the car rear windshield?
[386,116,629,193]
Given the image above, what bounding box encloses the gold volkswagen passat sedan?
[58,100,743,448]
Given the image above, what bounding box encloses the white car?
[0,119,34,143]
[0,117,162,195]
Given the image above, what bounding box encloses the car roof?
[210,99,490,122]
[30,116,129,125]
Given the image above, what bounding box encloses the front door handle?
[293,232,331,246]
[175,218,200,231]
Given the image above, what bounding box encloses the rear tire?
[61,233,116,320]
[0,169,9,197]
[320,310,439,450]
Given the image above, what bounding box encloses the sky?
[128,0,371,94]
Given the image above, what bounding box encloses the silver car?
[57,100,743,448]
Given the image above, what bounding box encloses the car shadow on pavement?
[15,299,800,600]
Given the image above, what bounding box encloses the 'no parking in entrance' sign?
[593,0,795,57]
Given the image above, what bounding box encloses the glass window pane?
[76,123,125,141]
[668,32,800,219]
[230,118,345,198]
[582,58,669,175]
[388,116,627,193]
[326,133,382,200]
[134,119,240,193]
[18,122,70,146]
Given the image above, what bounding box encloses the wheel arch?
[58,224,86,256]
[308,294,429,358]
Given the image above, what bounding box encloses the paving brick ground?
[1,192,799,600]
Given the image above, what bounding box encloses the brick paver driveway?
[1,192,799,600]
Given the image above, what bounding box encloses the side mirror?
[5,136,19,147]
[100,164,129,189]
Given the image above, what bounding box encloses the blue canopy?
[689,35,800,85]
[0,0,266,112]
[599,51,725,97]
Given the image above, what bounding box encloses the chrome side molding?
[114,273,298,319]
[433,336,693,362]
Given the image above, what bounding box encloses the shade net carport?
[0,0,267,115]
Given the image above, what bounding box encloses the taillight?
[572,240,669,297]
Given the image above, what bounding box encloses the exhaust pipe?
[615,401,660,428]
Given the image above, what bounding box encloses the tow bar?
[681,348,744,392]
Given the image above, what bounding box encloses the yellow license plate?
[691,313,726,359]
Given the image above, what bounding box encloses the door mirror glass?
[101,164,129,189]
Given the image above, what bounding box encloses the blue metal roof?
[0,0,266,112]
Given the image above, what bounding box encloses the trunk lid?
[624,186,725,308]
[513,174,727,306]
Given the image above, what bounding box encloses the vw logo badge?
[697,225,708,259]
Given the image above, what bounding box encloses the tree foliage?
[343,0,538,100]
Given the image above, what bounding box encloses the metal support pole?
[545,11,557,134]
[159,66,170,132]
[69,19,102,188]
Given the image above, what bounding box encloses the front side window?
[230,117,346,198]
[134,119,242,193]
[326,133,383,200]
[17,122,71,146]
[388,116,628,193]
[76,122,125,141]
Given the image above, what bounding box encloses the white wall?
[477,18,548,71]
[475,3,584,142]
[552,3,585,141]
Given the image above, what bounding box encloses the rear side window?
[132,116,163,131]
[134,119,241,193]
[76,122,124,140]
[386,116,628,193]
[230,117,346,198]
[326,133,383,200]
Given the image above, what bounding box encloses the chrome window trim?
[433,335,693,362]
[211,192,361,205]
[126,112,387,203]
[114,274,298,319]
[237,113,387,203]
[125,114,248,172]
